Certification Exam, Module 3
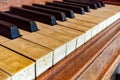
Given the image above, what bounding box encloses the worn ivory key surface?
[0,26,66,77]
[105,4,120,11]
[2,38,53,77]
[22,32,67,65]
[86,8,120,29]
[74,11,120,33]
[0,70,11,80]
[37,27,77,55]
[36,22,85,48]
[57,21,92,42]
[75,13,107,32]
[66,18,98,37]
[0,46,35,80]
[66,7,120,37]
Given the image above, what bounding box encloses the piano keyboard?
[0,0,120,79]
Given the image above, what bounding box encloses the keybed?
[0,1,120,80]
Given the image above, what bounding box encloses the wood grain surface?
[98,48,120,80]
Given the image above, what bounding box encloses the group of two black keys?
[0,0,105,39]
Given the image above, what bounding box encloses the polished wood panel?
[103,0,120,5]
[0,0,62,11]
[77,27,120,80]
[0,0,33,11]
[98,48,120,80]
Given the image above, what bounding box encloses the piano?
[0,0,120,80]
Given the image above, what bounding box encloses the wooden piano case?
[103,0,120,5]
[0,0,120,80]
[0,0,62,11]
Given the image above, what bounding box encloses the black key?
[63,0,98,9]
[95,2,102,8]
[0,20,20,39]
[75,0,102,8]
[10,7,56,25]
[0,12,38,32]
[77,0,105,7]
[54,1,90,12]
[101,1,105,7]
[32,4,74,18]
[46,2,85,14]
[96,1,105,7]
[22,5,66,21]
[76,0,104,7]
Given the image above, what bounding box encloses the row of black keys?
[0,0,105,39]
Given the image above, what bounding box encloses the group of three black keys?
[0,0,105,39]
